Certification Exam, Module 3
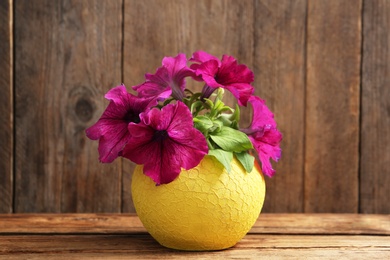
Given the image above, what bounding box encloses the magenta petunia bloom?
[241,96,282,177]
[122,101,208,185]
[190,50,221,67]
[86,85,157,163]
[190,51,254,106]
[133,53,194,101]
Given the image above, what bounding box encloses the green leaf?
[213,120,224,132]
[219,114,233,127]
[190,101,204,114]
[209,126,253,152]
[214,99,225,111]
[204,98,215,110]
[219,106,233,113]
[235,152,254,173]
[193,115,214,133]
[230,104,240,129]
[208,149,233,172]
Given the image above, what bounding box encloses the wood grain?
[0,235,388,259]
[304,0,361,212]
[0,214,145,234]
[251,213,390,235]
[0,213,388,235]
[122,0,254,212]
[1,0,388,214]
[253,0,307,213]
[14,0,122,212]
[0,0,13,213]
[0,214,388,258]
[360,0,390,214]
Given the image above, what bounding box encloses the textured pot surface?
[131,156,266,251]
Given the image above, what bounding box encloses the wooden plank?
[0,234,389,259]
[252,213,390,235]
[14,1,122,212]
[304,0,361,212]
[0,214,145,234]
[253,0,306,212]
[0,214,388,235]
[122,0,254,212]
[124,0,254,86]
[0,0,13,213]
[360,0,390,214]
[1,250,389,260]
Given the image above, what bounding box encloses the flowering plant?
[86,51,282,185]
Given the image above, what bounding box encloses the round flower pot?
[131,156,266,251]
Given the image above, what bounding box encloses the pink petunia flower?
[190,51,254,106]
[122,101,209,185]
[241,96,282,177]
[86,85,157,163]
[133,53,195,101]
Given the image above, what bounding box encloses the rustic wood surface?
[1,0,389,214]
[304,0,361,212]
[0,214,389,259]
[0,0,13,213]
[0,213,389,235]
[13,0,123,213]
[1,234,388,259]
[254,0,306,213]
[360,0,390,214]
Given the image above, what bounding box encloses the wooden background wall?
[0,0,389,214]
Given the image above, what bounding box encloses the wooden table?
[0,214,389,259]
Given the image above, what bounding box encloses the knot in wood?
[75,98,93,122]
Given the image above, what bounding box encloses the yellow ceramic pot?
[131,155,266,251]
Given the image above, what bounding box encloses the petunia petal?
[191,52,255,106]
[133,54,193,101]
[224,83,254,106]
[86,85,156,163]
[95,121,129,163]
[133,68,173,100]
[218,55,254,85]
[122,102,208,185]
[250,129,282,177]
[165,103,209,169]
[104,85,131,105]
[165,101,196,130]
[190,50,221,65]
[167,133,208,170]
[123,121,183,184]
[248,96,277,129]
[163,53,194,80]
[245,96,282,177]
[195,60,222,88]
